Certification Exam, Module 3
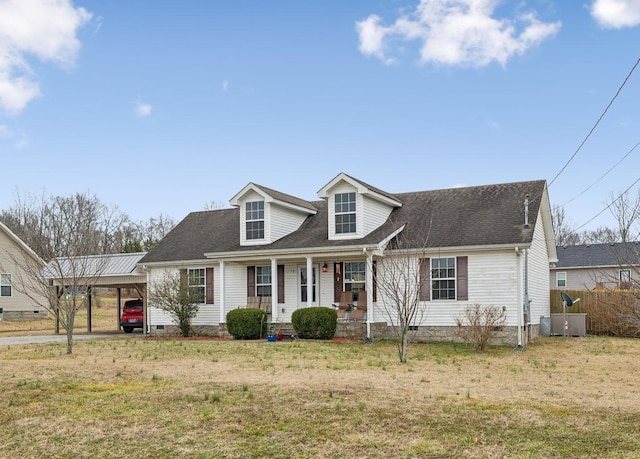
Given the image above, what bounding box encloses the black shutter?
[333,262,343,302]
[419,258,430,301]
[372,260,377,303]
[247,266,255,297]
[277,265,285,303]
[456,256,468,301]
[205,267,214,304]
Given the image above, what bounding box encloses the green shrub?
[226,308,268,339]
[292,307,337,340]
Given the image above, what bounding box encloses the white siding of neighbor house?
[362,195,394,235]
[550,266,626,291]
[270,204,309,242]
[527,212,551,324]
[0,228,48,313]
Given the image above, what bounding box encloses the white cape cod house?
[139,173,557,346]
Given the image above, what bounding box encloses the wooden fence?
[550,289,640,336]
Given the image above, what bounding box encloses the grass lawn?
[1,332,640,458]
[0,296,139,336]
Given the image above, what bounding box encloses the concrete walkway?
[0,334,121,346]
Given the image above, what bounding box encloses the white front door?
[298,265,318,306]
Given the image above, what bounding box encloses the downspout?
[523,195,531,346]
[219,261,225,332]
[523,248,531,344]
[514,247,523,351]
[142,265,150,336]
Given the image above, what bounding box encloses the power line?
[561,141,640,206]
[547,57,640,190]
[573,176,640,233]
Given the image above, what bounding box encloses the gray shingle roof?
[140,179,546,264]
[554,243,640,268]
[251,183,317,212]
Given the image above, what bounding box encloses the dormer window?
[246,201,264,240]
[335,192,356,234]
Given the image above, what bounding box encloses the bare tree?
[552,205,580,246]
[204,200,227,211]
[1,190,135,260]
[148,270,201,337]
[579,226,618,244]
[608,190,640,243]
[2,194,115,353]
[374,223,430,363]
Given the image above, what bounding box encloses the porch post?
[365,251,374,339]
[271,258,278,322]
[219,261,226,323]
[306,256,313,308]
[117,287,122,331]
[87,286,92,333]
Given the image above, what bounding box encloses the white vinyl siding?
[435,251,519,327]
[527,210,552,325]
[147,267,221,326]
[270,204,309,242]
[362,195,394,235]
[238,191,311,246]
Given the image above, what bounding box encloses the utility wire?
[547,57,640,190]
[573,176,640,233]
[561,141,640,206]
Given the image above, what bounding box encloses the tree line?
[553,190,640,247]
[1,190,176,261]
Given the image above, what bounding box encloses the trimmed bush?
[226,308,268,339]
[292,307,337,340]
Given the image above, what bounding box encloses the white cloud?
[134,101,152,118]
[0,124,28,149]
[590,0,640,28]
[356,0,561,67]
[0,0,91,115]
[222,80,230,91]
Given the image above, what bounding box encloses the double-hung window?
[188,268,205,303]
[344,262,365,301]
[256,266,272,297]
[620,269,631,289]
[556,272,566,288]
[335,192,356,234]
[431,257,456,300]
[0,274,11,297]
[246,201,264,240]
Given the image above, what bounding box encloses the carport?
[44,252,148,333]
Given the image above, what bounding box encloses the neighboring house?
[0,221,48,320]
[139,173,557,346]
[551,243,640,291]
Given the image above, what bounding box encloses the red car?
[120,299,144,333]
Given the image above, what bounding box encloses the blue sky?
[1,0,639,233]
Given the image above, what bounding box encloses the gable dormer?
[317,173,402,241]
[230,183,317,246]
